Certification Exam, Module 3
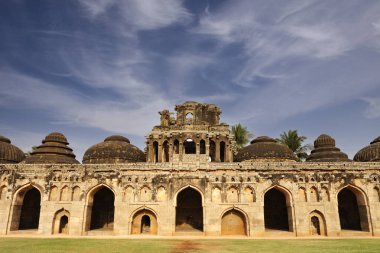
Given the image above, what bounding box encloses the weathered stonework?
[0,162,380,237]
[0,101,380,237]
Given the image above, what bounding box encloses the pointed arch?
[130,207,158,235]
[84,184,115,232]
[310,186,318,202]
[9,184,43,231]
[212,186,222,203]
[242,186,255,203]
[139,185,152,202]
[60,185,70,201]
[221,208,248,236]
[52,209,70,234]
[263,185,294,232]
[49,185,59,201]
[72,186,81,201]
[298,187,307,202]
[226,186,239,203]
[309,210,326,236]
[175,185,204,232]
[337,185,370,232]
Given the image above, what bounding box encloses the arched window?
[220,141,226,162]
[174,140,179,154]
[162,141,169,162]
[200,140,206,154]
[153,141,159,162]
[184,139,196,154]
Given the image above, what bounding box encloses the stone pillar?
[215,140,220,162]
[148,141,154,163]
[169,140,173,163]
[179,140,184,162]
[158,142,163,163]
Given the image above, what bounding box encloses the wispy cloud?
[79,0,192,32]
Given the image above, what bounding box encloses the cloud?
[191,0,380,123]
[0,71,171,135]
[363,97,380,119]
[78,0,192,31]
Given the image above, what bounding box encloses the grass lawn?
[0,238,380,253]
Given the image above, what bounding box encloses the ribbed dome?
[354,136,380,162]
[83,135,145,164]
[0,135,25,164]
[306,134,351,162]
[24,132,79,164]
[234,136,297,162]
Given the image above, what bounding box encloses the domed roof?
[354,136,380,162]
[234,136,297,162]
[0,135,25,164]
[83,135,145,164]
[306,134,351,162]
[24,132,79,164]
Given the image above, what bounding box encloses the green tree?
[25,146,38,157]
[276,130,312,161]
[231,123,254,150]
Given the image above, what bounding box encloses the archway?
[184,139,196,154]
[220,141,225,162]
[309,211,326,236]
[153,141,159,162]
[59,216,69,234]
[52,209,70,234]
[338,187,369,231]
[131,209,157,235]
[87,186,115,231]
[264,187,292,231]
[209,140,216,161]
[221,209,247,236]
[17,187,41,230]
[175,187,203,232]
[162,141,169,162]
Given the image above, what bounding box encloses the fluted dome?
[306,134,351,162]
[354,136,380,162]
[0,135,25,164]
[234,136,297,162]
[24,132,79,164]
[83,135,145,164]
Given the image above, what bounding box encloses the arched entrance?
[338,187,369,231]
[264,187,292,231]
[59,216,69,234]
[131,209,157,235]
[309,211,326,236]
[14,187,41,230]
[87,186,115,231]
[52,209,70,234]
[175,187,203,232]
[221,209,247,236]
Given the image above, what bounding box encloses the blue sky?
[1,0,380,161]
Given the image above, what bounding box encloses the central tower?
[146,101,235,164]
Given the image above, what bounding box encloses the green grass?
[0,238,380,253]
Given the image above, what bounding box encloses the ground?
[1,238,380,253]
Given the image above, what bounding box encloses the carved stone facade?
[1,163,380,237]
[0,101,380,237]
[146,101,235,164]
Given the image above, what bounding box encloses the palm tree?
[231,123,254,150]
[276,130,312,161]
[25,146,38,157]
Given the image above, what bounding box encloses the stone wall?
[0,162,380,237]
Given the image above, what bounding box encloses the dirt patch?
[171,240,202,253]
[170,240,222,253]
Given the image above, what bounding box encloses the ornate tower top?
[147,101,234,164]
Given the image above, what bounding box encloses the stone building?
[0,101,380,237]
